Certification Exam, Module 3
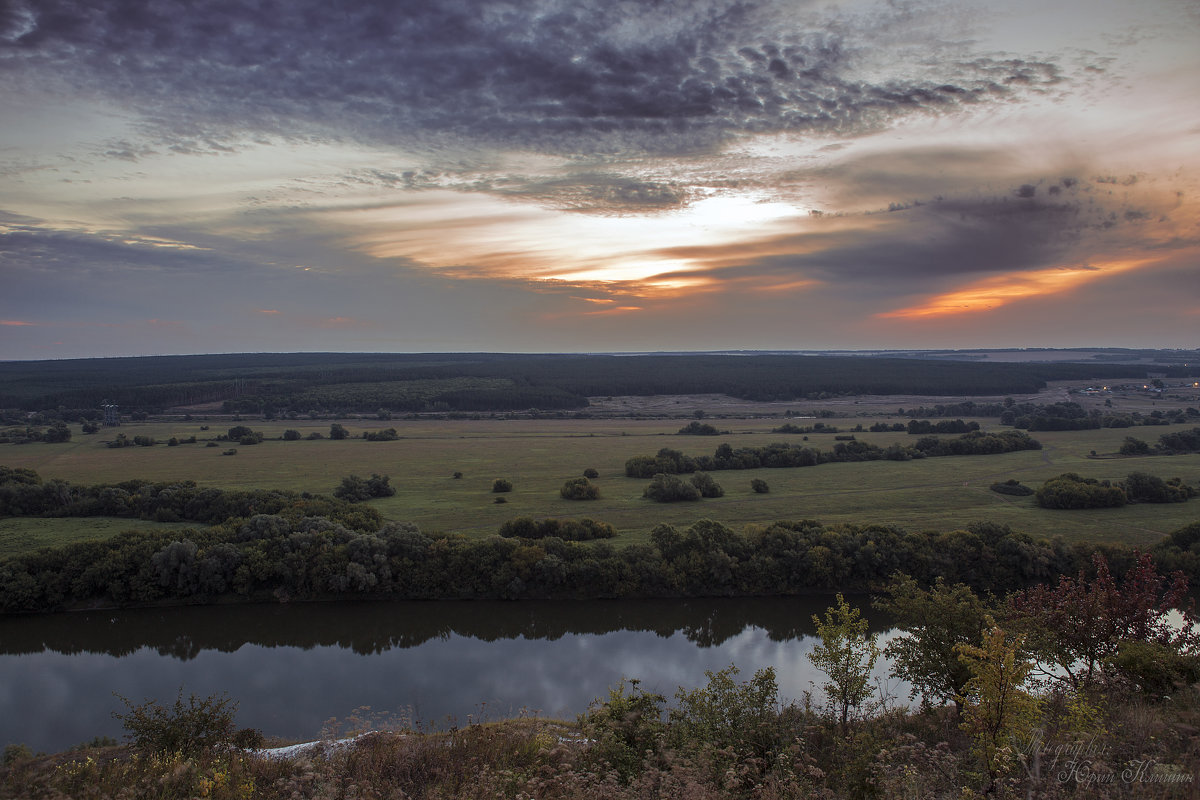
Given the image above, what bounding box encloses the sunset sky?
[2,0,1197,359]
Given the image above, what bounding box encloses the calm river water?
[0,597,900,753]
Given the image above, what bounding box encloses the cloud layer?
[1,0,1197,357]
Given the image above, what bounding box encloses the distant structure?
[102,402,120,427]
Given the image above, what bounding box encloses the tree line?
[5,493,1199,614]
[5,351,1192,413]
[625,430,1042,477]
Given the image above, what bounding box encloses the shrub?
[453,471,463,479]
[580,679,666,782]
[560,476,600,500]
[329,423,350,440]
[751,478,769,494]
[133,435,156,447]
[364,427,399,441]
[499,517,615,540]
[492,478,513,493]
[112,689,238,756]
[1121,472,1197,504]
[1119,436,1151,455]
[690,472,724,498]
[222,448,238,456]
[227,425,255,441]
[1036,473,1126,509]
[334,473,396,502]
[643,473,701,502]
[306,431,324,439]
[989,479,1034,496]
[282,429,302,441]
[2,743,33,767]
[583,468,599,479]
[678,421,719,435]
[1110,640,1200,699]
[205,441,219,447]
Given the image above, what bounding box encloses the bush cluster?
[497,517,615,541]
[332,473,396,502]
[989,479,1034,496]
[625,430,1041,478]
[560,477,600,500]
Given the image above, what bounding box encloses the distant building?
[102,402,120,426]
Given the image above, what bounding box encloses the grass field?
[2,413,1198,554]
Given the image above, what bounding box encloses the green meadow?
[3,414,1198,556]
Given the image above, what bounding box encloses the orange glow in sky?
[877,259,1154,320]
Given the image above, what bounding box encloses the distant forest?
[0,352,1192,414]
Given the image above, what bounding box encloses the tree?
[42,423,71,443]
[560,476,600,500]
[955,622,1041,795]
[875,574,991,710]
[808,593,879,731]
[334,473,396,502]
[689,472,724,498]
[750,478,769,494]
[643,473,700,502]
[492,478,513,493]
[1010,551,1197,690]
[282,429,302,441]
[1119,436,1150,455]
[329,423,350,440]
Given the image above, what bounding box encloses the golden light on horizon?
[877,259,1153,320]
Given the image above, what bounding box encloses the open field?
[3,406,1198,555]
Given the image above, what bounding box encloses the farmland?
[3,407,1198,556]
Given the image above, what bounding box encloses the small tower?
[102,401,120,427]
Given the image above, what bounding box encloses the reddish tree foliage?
[1010,551,1197,689]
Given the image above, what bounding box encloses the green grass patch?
[3,418,1198,552]
[0,516,202,557]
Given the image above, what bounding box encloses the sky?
[1,0,1198,359]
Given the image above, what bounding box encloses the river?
[0,596,901,753]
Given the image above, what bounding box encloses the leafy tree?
[751,478,769,494]
[1121,471,1196,503]
[583,468,599,479]
[689,471,724,498]
[227,425,254,440]
[1010,551,1197,690]
[1035,473,1126,509]
[642,473,700,502]
[329,422,350,440]
[1119,436,1151,455]
[282,429,302,441]
[875,574,992,710]
[42,423,71,443]
[492,478,513,493]
[364,427,399,441]
[677,420,719,435]
[334,473,396,502]
[955,622,1041,794]
[560,476,600,500]
[808,593,879,731]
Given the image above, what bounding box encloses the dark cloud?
[646,172,1185,296]
[0,0,1063,157]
